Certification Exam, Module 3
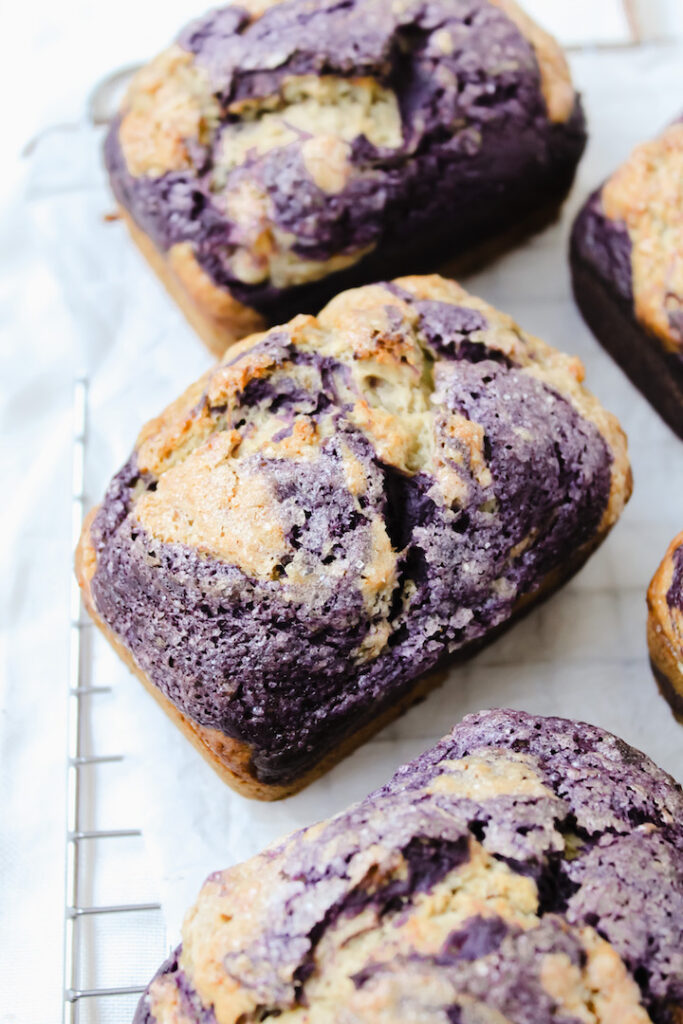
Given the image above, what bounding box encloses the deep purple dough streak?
[667,543,683,611]
[90,296,613,784]
[570,191,634,306]
[570,176,683,440]
[570,115,683,352]
[133,711,683,1024]
[105,0,586,317]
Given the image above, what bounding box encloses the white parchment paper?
[30,44,683,946]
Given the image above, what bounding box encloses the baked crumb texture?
[570,118,683,439]
[105,0,586,354]
[77,276,631,795]
[648,531,683,718]
[132,709,683,1024]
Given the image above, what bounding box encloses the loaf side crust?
[647,532,683,719]
[570,240,683,440]
[121,208,265,359]
[121,185,574,359]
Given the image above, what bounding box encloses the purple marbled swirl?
[90,294,612,785]
[134,710,683,1024]
[105,0,586,319]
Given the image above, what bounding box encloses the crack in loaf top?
[105,0,582,308]
[85,275,630,784]
[134,710,683,1024]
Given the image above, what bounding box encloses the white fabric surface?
[2,11,683,1024]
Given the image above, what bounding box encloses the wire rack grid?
[63,378,166,1024]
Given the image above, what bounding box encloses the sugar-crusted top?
[105,0,580,301]
[132,274,627,572]
[134,709,683,1024]
[600,119,683,352]
[87,275,629,781]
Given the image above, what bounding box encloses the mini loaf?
[105,0,586,356]
[570,118,683,439]
[76,275,631,798]
[133,709,683,1024]
[648,531,683,718]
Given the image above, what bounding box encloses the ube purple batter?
[132,710,683,1024]
[105,0,586,338]
[77,275,630,792]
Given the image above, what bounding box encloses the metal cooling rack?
[63,378,166,1023]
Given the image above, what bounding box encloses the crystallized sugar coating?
[133,710,683,1024]
[84,276,630,786]
[105,0,585,318]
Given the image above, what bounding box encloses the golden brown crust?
[118,46,220,178]
[602,121,683,352]
[121,208,265,358]
[647,532,683,719]
[488,0,575,123]
[135,432,289,577]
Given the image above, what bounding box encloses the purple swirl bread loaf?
[570,118,683,439]
[76,275,631,798]
[105,0,586,355]
[133,709,683,1024]
[648,531,683,718]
